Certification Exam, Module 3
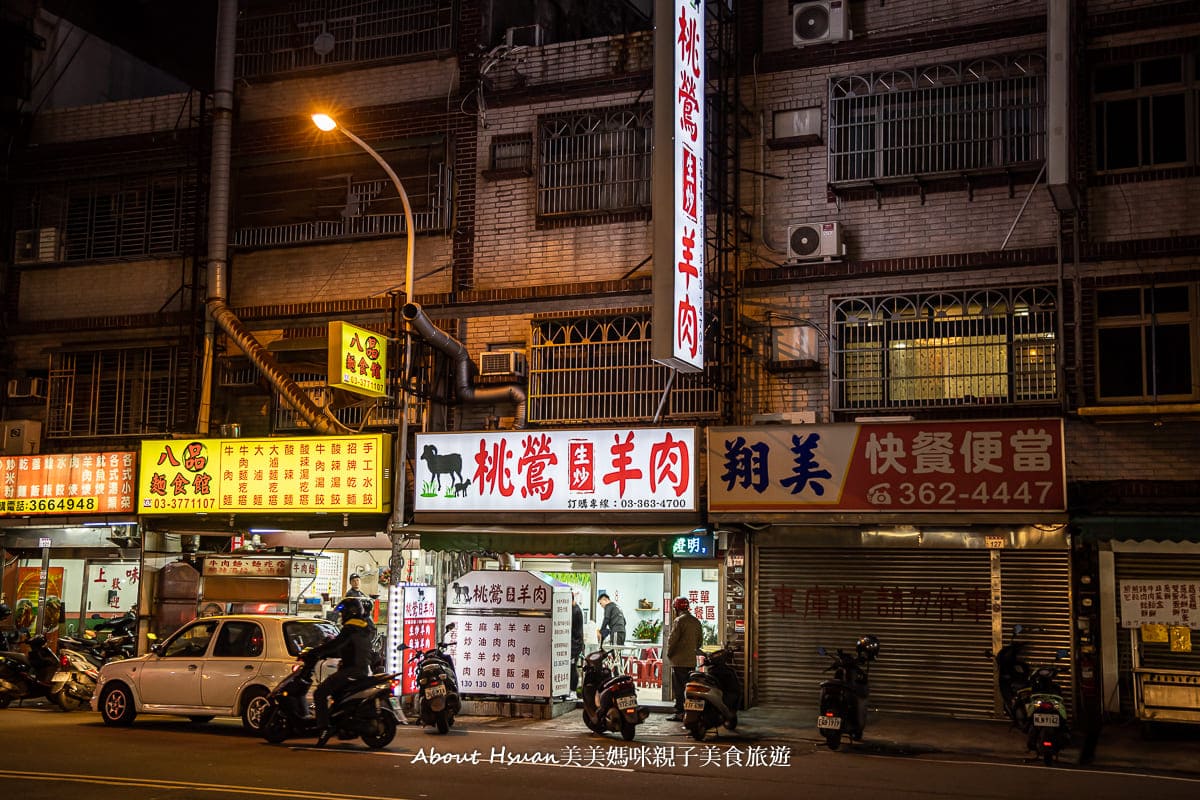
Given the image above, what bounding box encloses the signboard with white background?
[445,570,570,699]
[414,428,697,513]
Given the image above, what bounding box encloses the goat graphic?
[452,582,471,603]
[420,444,463,491]
[453,479,471,497]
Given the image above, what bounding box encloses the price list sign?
[1,451,136,516]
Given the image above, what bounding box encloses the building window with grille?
[537,105,652,222]
[482,133,533,179]
[527,311,717,423]
[1095,284,1196,401]
[828,53,1046,185]
[46,346,180,438]
[1093,53,1193,172]
[832,286,1059,411]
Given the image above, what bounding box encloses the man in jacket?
[307,596,374,744]
[665,596,703,722]
[597,592,626,646]
[570,591,585,693]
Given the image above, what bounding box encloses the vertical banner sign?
[652,0,706,373]
[402,585,437,695]
[327,321,388,398]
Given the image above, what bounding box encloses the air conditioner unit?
[787,221,843,260]
[6,377,47,400]
[751,411,818,425]
[506,24,544,48]
[14,228,61,264]
[2,419,42,455]
[479,349,527,377]
[793,1,851,48]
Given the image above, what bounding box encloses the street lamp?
[311,111,414,533]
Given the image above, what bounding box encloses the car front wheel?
[241,688,270,732]
[100,684,137,726]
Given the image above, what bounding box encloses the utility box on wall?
[2,420,42,455]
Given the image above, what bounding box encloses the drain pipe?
[402,302,527,427]
[203,0,350,436]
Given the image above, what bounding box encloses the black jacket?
[309,617,373,675]
[571,603,584,657]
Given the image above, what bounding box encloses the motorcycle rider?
[308,596,374,744]
[665,596,703,722]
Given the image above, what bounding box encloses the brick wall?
[31,92,199,144]
[17,259,187,321]
[1065,419,1200,481]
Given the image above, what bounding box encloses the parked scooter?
[48,646,100,711]
[0,632,83,711]
[992,624,1071,765]
[260,651,400,750]
[581,647,648,741]
[59,610,137,668]
[408,623,462,734]
[816,635,880,750]
[682,645,742,741]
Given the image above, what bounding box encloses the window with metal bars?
[235,0,454,79]
[12,173,194,263]
[527,312,718,423]
[1092,52,1194,172]
[1095,284,1197,401]
[828,53,1046,185]
[832,286,1059,411]
[537,105,652,220]
[45,346,180,438]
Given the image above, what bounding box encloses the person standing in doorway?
[345,573,367,598]
[597,592,626,646]
[570,591,584,693]
[665,596,703,722]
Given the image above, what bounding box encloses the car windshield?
[282,620,339,656]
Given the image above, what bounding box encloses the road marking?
[0,770,404,799]
[851,753,1200,784]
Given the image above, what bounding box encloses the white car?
[92,614,339,731]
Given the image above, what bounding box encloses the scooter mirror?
[1054,648,1069,659]
[1013,624,1023,636]
[817,646,827,656]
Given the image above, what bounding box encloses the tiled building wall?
[17,259,189,321]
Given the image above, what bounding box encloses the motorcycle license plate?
[816,715,842,730]
[615,695,636,710]
[1032,713,1059,727]
[683,699,705,712]
[425,684,447,698]
[388,696,402,713]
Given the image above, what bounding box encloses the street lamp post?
[312,113,414,537]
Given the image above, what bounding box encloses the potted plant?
[632,619,662,642]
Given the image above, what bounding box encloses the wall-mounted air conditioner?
[14,228,61,264]
[793,1,851,48]
[479,349,527,377]
[506,24,544,48]
[787,221,843,260]
[2,419,42,455]
[6,377,47,400]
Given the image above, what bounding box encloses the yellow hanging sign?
[328,321,388,398]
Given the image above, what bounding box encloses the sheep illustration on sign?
[420,444,464,496]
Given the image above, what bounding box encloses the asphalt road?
[1,702,1197,800]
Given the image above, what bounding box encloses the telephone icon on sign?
[866,483,892,505]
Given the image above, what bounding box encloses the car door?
[201,620,266,709]
[138,620,219,707]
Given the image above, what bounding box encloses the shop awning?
[404,523,703,557]
[1074,515,1200,543]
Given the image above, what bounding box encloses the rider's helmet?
[672,597,691,613]
[335,596,370,623]
[0,602,10,622]
[856,634,881,662]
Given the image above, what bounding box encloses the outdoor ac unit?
[2,419,42,455]
[751,411,818,425]
[14,228,61,264]
[793,1,851,48]
[479,349,527,377]
[506,24,544,48]
[787,221,843,260]
[6,377,47,400]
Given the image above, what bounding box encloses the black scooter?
[59,611,137,668]
[581,648,648,741]
[408,624,462,734]
[0,633,79,711]
[682,645,741,741]
[992,624,1071,765]
[260,653,401,750]
[816,635,880,750]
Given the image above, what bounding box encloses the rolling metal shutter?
[757,547,1071,718]
[1114,553,1200,717]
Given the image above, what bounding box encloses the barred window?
[1093,53,1194,172]
[233,141,450,249]
[832,286,1058,411]
[236,0,454,79]
[46,346,180,438]
[1096,284,1197,401]
[829,53,1046,185]
[13,173,195,264]
[537,105,652,220]
[528,312,718,423]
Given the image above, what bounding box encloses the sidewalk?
[485,704,1200,776]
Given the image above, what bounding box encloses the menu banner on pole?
[1120,581,1200,628]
